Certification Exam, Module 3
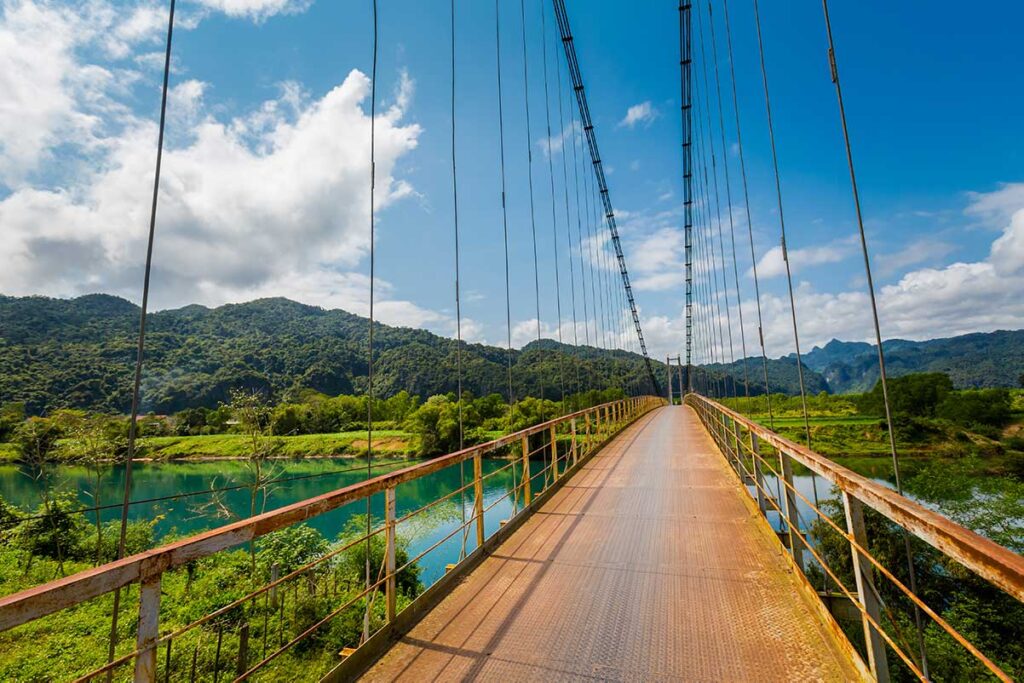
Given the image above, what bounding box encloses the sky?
[1,0,1023,362]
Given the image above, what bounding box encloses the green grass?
[134,430,413,460]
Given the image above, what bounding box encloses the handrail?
[687,394,1024,602]
[0,396,662,682]
[686,393,1023,682]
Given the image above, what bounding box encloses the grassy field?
[136,429,414,460]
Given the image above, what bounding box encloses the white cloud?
[536,121,580,157]
[649,192,1024,358]
[617,101,657,129]
[752,238,855,279]
[875,238,956,277]
[192,0,312,22]
[0,70,423,315]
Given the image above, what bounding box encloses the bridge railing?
[0,396,662,682]
[687,393,1024,683]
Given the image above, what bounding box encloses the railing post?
[585,413,591,453]
[134,571,162,683]
[732,420,745,482]
[521,435,531,506]
[595,407,601,436]
[473,452,484,548]
[385,486,397,623]
[751,433,768,516]
[570,417,578,466]
[550,425,559,482]
[842,492,890,682]
[779,450,804,569]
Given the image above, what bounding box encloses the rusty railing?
[687,393,1024,682]
[0,396,663,682]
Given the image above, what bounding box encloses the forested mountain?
[797,332,1024,393]
[6,295,1017,415]
[0,295,668,415]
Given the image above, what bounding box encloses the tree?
[60,411,123,564]
[404,396,483,456]
[937,389,1012,429]
[859,372,953,418]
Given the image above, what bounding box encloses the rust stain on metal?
[691,395,1024,603]
[361,407,865,682]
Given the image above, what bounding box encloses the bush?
[937,388,1013,429]
[858,372,953,418]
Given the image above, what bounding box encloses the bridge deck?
[362,406,864,681]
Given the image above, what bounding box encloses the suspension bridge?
[0,0,1022,681]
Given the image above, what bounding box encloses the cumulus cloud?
[191,0,312,22]
[752,237,855,279]
[644,191,1024,359]
[617,101,657,129]
[0,70,422,312]
[0,0,471,336]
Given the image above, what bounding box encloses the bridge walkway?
[361,406,864,681]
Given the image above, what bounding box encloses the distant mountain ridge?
[795,331,1024,393]
[1,294,1019,414]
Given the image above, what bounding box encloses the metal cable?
[820,1,930,673]
[540,0,568,412]
[551,0,662,396]
[361,0,379,645]
[697,11,738,398]
[554,45,583,397]
[706,2,750,400]
[721,0,774,422]
[107,0,176,674]
[751,0,812,444]
[679,1,695,393]
[495,0,517,416]
[450,0,468,560]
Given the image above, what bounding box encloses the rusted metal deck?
[361,406,864,681]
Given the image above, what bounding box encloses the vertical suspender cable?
[495,0,517,417]
[552,0,661,397]
[570,103,594,359]
[107,0,175,673]
[555,47,583,399]
[751,0,812,445]
[450,0,469,560]
[540,0,567,414]
[707,2,750,400]
[820,1,930,674]
[520,0,543,369]
[752,0,831,602]
[697,11,737,398]
[721,0,773,422]
[362,0,379,646]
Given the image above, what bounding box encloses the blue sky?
[1,0,1023,360]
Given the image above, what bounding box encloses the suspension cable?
[540,0,567,412]
[360,0,379,645]
[554,45,583,398]
[696,11,737,399]
[551,0,661,397]
[519,0,543,366]
[751,0,812,444]
[706,1,750,400]
[449,0,468,560]
[107,0,176,673]
[679,1,694,393]
[820,1,930,673]
[495,0,516,416]
[721,0,773,421]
